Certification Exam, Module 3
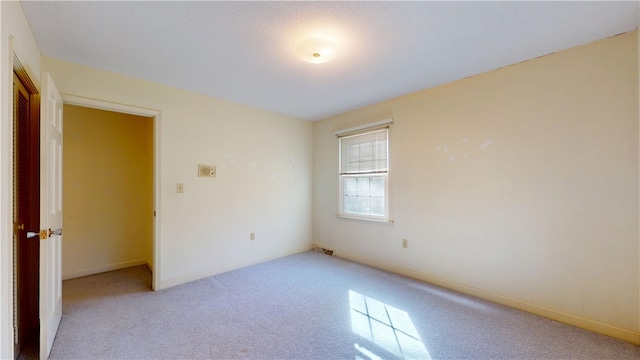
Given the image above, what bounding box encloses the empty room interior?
[2,1,640,359]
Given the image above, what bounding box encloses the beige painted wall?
[62,105,153,279]
[42,56,314,288]
[0,2,42,358]
[314,31,639,339]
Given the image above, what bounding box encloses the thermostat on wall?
[198,164,216,178]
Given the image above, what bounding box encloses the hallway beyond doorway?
[62,105,153,281]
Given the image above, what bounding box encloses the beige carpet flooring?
[48,251,640,359]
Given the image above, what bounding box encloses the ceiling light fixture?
[296,38,338,64]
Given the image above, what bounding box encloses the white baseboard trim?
[327,246,640,345]
[159,245,314,290]
[62,259,148,280]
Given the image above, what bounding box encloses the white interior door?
[39,72,63,360]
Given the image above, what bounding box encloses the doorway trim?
[62,95,162,291]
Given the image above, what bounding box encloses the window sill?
[336,213,394,224]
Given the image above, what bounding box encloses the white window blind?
[340,129,388,175]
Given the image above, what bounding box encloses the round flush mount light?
[295,38,338,64]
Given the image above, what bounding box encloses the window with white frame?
[338,127,389,221]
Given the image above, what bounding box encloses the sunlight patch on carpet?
[350,290,431,360]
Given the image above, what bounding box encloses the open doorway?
[62,105,154,284]
[61,95,161,291]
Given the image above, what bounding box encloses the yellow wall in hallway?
[62,105,153,279]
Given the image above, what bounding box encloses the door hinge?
[13,222,24,235]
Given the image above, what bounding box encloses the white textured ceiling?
[20,1,640,121]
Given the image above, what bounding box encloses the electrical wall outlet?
[402,239,408,248]
[250,232,255,241]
